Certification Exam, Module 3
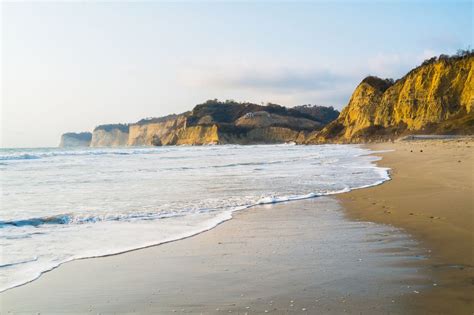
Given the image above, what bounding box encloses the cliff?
[307,53,474,143]
[90,124,129,147]
[59,132,92,147]
[128,115,187,146]
[93,101,338,146]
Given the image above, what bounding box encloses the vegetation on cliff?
[94,123,130,133]
[186,99,335,128]
[134,114,189,126]
[292,104,340,124]
[62,132,92,140]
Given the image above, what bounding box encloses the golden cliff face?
[175,125,220,145]
[338,80,386,139]
[376,57,473,129]
[89,120,312,146]
[128,116,187,146]
[309,56,474,143]
[125,109,318,145]
[127,117,221,146]
[128,123,306,146]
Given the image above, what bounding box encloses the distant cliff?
[307,52,473,143]
[59,132,92,147]
[128,115,188,146]
[84,102,338,147]
[168,100,329,145]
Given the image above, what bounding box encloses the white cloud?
[177,60,359,108]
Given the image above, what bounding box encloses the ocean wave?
[0,148,170,161]
[257,192,318,204]
[0,189,362,229]
[0,154,42,161]
[162,157,318,171]
[0,211,188,228]
[0,144,325,162]
[0,257,38,268]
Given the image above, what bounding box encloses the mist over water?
[0,144,389,291]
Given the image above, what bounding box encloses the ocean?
[0,144,390,292]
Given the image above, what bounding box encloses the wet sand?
[0,198,427,314]
[339,138,474,314]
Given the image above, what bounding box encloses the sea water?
[0,144,389,292]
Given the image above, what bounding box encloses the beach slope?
[339,138,474,314]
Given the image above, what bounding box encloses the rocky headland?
[307,52,473,143]
[61,101,339,147]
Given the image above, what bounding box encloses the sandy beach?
[1,139,472,314]
[340,138,474,314]
[0,197,428,314]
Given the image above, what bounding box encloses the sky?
[1,1,472,148]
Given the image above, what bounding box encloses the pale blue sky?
[1,1,472,147]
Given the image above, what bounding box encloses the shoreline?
[0,197,427,314]
[0,185,388,295]
[338,139,474,314]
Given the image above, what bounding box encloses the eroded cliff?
[128,116,187,146]
[84,101,337,146]
[307,53,474,143]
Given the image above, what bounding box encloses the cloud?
[180,63,353,92]
[178,62,358,108]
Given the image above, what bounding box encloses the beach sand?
[1,197,427,314]
[1,139,472,314]
[339,138,474,314]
